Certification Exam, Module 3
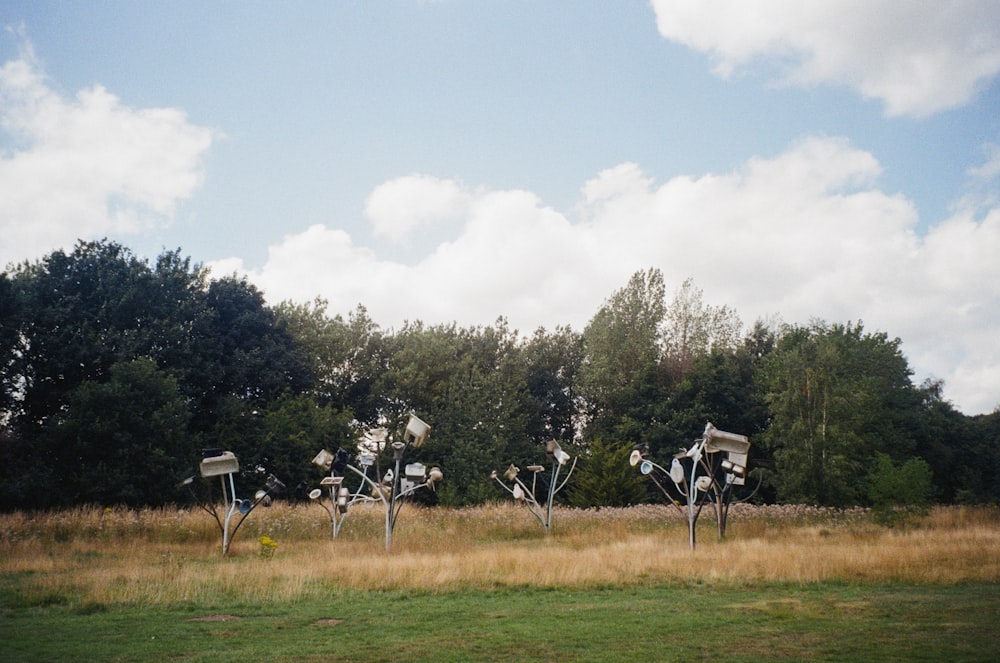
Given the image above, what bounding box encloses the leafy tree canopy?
[1,253,992,510]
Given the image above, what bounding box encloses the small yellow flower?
[258,535,278,560]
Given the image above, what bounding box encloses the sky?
[1,1,999,415]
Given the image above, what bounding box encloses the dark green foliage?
[518,325,585,443]
[757,321,931,507]
[197,276,314,405]
[0,272,22,418]
[567,438,648,507]
[274,300,389,425]
[374,319,545,506]
[579,268,667,443]
[206,392,355,500]
[40,358,193,506]
[955,408,1000,504]
[648,346,773,502]
[0,252,991,509]
[869,452,933,525]
[0,241,317,508]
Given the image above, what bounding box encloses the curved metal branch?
[346,464,390,508]
[552,456,577,494]
[729,470,764,504]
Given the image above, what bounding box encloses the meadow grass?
[2,503,997,604]
[1,504,998,661]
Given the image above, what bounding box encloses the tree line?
[1,240,997,510]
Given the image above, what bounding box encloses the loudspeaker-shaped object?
[629,450,643,467]
[200,451,239,478]
[337,487,349,513]
[265,474,286,493]
[640,460,654,475]
[404,414,431,448]
[722,455,748,485]
[546,440,570,466]
[237,499,253,514]
[405,462,427,480]
[669,458,685,485]
[512,483,526,501]
[702,422,750,455]
[332,448,350,473]
[312,449,334,471]
[426,467,443,491]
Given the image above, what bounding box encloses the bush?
[869,452,933,526]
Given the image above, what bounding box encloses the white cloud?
[228,136,999,414]
[364,174,472,242]
[0,40,214,267]
[969,143,1000,180]
[650,0,1000,117]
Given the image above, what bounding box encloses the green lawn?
[2,583,997,662]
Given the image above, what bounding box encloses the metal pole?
[222,473,237,555]
[546,460,561,531]
[687,443,702,550]
[328,485,338,540]
[386,455,401,552]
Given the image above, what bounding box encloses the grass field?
[1,503,998,661]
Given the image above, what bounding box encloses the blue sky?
[2,1,999,414]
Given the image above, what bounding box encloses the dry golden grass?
[2,503,997,607]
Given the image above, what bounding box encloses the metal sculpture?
[491,440,576,531]
[309,414,442,550]
[179,449,285,555]
[629,422,754,549]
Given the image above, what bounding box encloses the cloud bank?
[219,136,1000,415]
[650,0,1000,117]
[0,38,214,268]
[1,20,997,415]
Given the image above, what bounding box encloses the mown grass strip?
[2,583,998,662]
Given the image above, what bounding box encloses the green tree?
[8,241,173,438]
[0,273,22,420]
[275,300,388,425]
[178,275,317,475]
[39,358,193,506]
[195,276,313,406]
[656,349,768,485]
[374,320,535,505]
[567,438,648,507]
[1,242,210,507]
[252,393,355,497]
[1,241,318,508]
[759,321,919,506]
[869,452,934,525]
[518,325,584,443]
[662,277,743,379]
[579,268,667,443]
[955,408,1000,504]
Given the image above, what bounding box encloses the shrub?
[869,452,933,526]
